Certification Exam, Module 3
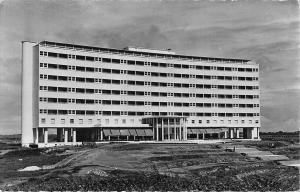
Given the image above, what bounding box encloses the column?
[156,118,159,141]
[224,130,228,139]
[184,119,188,140]
[230,128,234,139]
[197,133,199,140]
[64,128,68,144]
[179,121,182,140]
[152,119,155,140]
[181,119,186,140]
[100,129,103,140]
[174,122,177,140]
[44,128,48,144]
[251,127,256,139]
[202,133,205,140]
[161,118,164,141]
[35,128,39,144]
[167,118,170,140]
[236,128,240,139]
[72,129,76,143]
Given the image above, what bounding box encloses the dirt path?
[222,144,289,161]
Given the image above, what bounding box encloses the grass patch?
[109,143,155,151]
[3,166,299,191]
[0,148,70,184]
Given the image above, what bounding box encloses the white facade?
[21,41,260,147]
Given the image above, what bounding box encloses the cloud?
[0,0,299,134]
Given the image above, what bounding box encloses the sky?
[0,0,299,134]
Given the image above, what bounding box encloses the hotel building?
[21,41,260,147]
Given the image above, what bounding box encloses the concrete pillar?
[251,127,257,139]
[161,118,164,141]
[174,123,178,140]
[197,133,199,140]
[181,119,186,140]
[156,118,159,141]
[202,133,205,140]
[72,129,76,143]
[64,128,68,143]
[152,119,155,140]
[100,129,103,140]
[236,128,240,139]
[167,118,170,140]
[44,128,48,144]
[184,120,188,140]
[224,130,228,138]
[35,128,39,144]
[178,120,182,140]
[230,128,234,139]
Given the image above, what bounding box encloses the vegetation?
[0,140,299,191]
[0,147,70,185]
[3,165,298,191]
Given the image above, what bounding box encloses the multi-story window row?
[39,86,259,99]
[39,97,259,108]
[40,63,258,81]
[39,51,258,72]
[41,118,259,126]
[39,76,259,90]
[39,109,259,117]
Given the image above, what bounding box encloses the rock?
[18,166,41,171]
[87,168,109,177]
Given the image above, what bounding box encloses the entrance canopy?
[102,128,153,137]
[187,128,228,134]
[142,116,188,141]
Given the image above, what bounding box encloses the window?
[191,120,195,124]
[51,118,55,124]
[55,53,67,60]
[206,120,210,124]
[113,119,118,124]
[198,120,202,124]
[88,119,92,124]
[70,119,74,124]
[41,118,46,124]
[79,119,83,124]
[111,59,120,64]
[130,119,134,124]
[122,119,126,124]
[48,52,58,57]
[105,119,109,124]
[228,120,231,124]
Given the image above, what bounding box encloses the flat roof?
[39,41,251,63]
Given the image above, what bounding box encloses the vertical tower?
[21,41,38,147]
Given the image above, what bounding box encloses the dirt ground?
[0,141,299,191]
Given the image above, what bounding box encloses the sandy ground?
[58,143,251,177]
